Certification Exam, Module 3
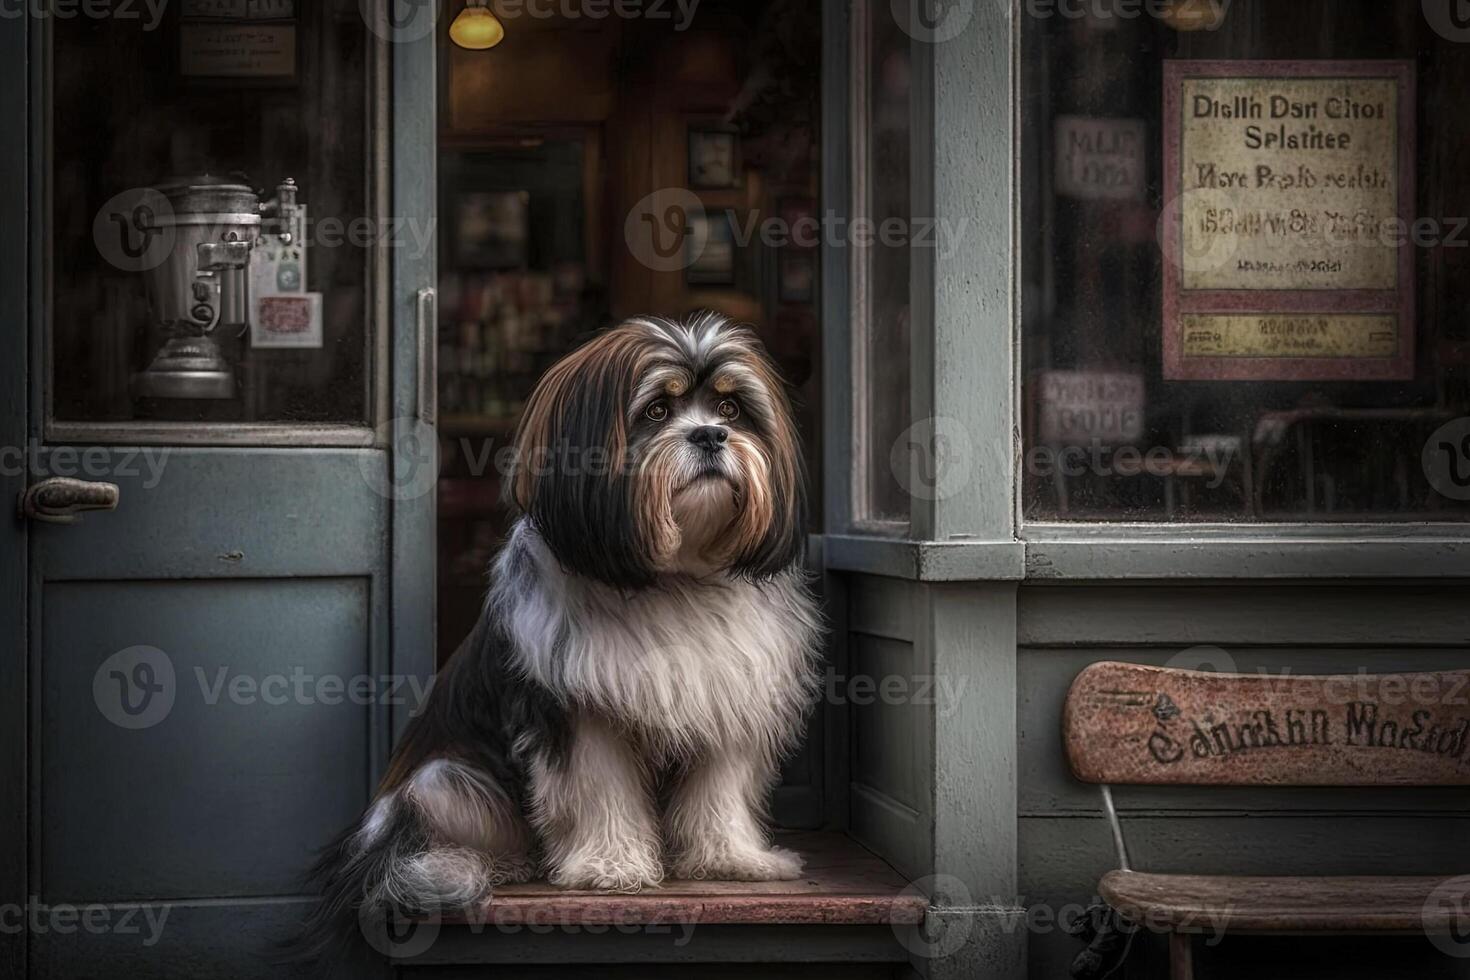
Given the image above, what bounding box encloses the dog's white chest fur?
[492,521,821,757]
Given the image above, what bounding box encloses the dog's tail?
[287,625,532,967]
[288,772,506,967]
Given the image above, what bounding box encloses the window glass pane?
[52,4,372,426]
[859,0,912,523]
[1022,1,1470,521]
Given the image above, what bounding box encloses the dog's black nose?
[689,425,729,453]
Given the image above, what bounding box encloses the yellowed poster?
[1162,61,1414,381]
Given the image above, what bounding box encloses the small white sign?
[252,293,323,349]
[180,23,296,78]
[1037,371,1145,445]
[1054,116,1147,202]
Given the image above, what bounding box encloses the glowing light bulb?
[1159,0,1226,32]
[450,1,505,50]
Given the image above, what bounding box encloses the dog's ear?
[508,328,659,588]
[725,349,808,581]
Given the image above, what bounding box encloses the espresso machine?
[132,175,306,400]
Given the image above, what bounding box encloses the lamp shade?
[450,3,505,50]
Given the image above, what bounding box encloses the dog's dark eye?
[645,401,670,422]
[716,398,740,421]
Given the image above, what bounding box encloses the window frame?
[826,0,1470,582]
[1011,1,1470,578]
[33,13,392,449]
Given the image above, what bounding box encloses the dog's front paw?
[670,844,805,882]
[549,853,665,893]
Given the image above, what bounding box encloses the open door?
[7,4,435,977]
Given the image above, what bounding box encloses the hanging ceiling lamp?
[1158,0,1227,32]
[450,0,506,50]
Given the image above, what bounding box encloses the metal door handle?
[417,287,438,426]
[19,477,120,525]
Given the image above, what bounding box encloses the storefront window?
[1022,1,1470,522]
[50,4,373,427]
[855,0,913,525]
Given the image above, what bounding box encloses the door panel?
[19,3,435,977]
[32,451,388,580]
[41,578,371,902]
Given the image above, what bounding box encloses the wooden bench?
[1063,661,1470,979]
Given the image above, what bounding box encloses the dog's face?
[509,314,805,587]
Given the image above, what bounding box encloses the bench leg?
[1169,932,1194,980]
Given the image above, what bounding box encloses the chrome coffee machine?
[133,175,306,399]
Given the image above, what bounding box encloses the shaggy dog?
[301,313,822,958]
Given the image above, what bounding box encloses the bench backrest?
[1064,661,1470,786]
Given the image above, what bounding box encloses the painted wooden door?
[3,5,436,977]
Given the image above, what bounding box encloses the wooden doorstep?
[1101,870,1469,933]
[443,832,926,927]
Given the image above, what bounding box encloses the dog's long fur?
[300,314,822,962]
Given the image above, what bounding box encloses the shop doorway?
[432,1,826,666]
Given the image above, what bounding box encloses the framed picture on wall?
[685,209,737,285]
[688,127,740,189]
[453,190,530,269]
